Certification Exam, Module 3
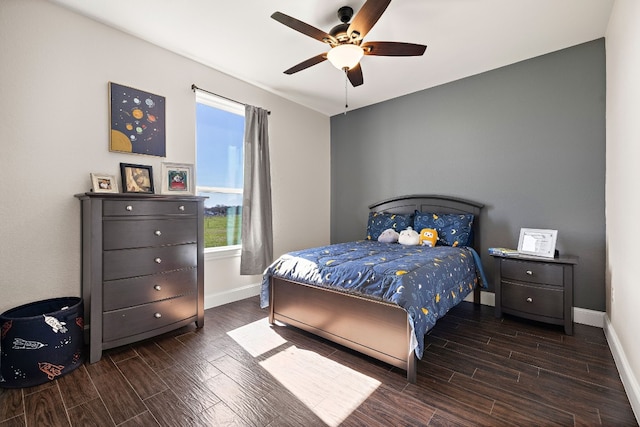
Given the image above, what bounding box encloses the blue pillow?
[366,212,414,241]
[413,211,474,247]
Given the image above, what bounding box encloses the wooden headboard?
[368,194,484,251]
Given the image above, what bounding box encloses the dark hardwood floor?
[0,297,637,426]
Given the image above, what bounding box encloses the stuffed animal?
[419,228,438,247]
[378,228,399,243]
[398,227,420,246]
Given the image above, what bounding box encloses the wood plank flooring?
[0,297,637,426]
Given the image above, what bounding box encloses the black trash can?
[0,297,84,388]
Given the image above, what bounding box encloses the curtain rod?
[191,84,270,115]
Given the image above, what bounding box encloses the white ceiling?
[49,0,614,117]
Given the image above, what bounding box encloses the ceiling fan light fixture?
[327,44,364,70]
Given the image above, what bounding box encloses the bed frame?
[268,195,484,383]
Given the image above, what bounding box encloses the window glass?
[195,92,244,249]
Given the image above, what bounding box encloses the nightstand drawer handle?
[154,285,162,291]
[526,297,533,303]
[525,270,533,275]
[178,205,185,211]
[154,257,162,264]
[125,205,133,211]
[154,230,162,236]
[154,312,162,319]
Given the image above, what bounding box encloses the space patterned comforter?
[260,240,487,359]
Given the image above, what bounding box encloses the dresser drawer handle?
[154,285,162,291]
[154,257,162,264]
[525,270,533,275]
[178,205,185,211]
[154,230,162,236]
[125,205,133,211]
[526,297,533,303]
[154,312,162,319]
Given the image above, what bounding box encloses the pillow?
[413,211,474,247]
[366,212,414,241]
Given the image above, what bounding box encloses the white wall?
[605,0,640,418]
[0,0,330,313]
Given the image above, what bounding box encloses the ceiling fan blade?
[347,0,392,41]
[271,12,336,45]
[362,41,427,57]
[347,63,364,87]
[284,53,328,75]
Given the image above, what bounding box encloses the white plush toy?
[377,228,399,243]
[398,227,420,246]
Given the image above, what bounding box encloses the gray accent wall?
[330,39,605,311]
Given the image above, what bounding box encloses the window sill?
[204,245,241,261]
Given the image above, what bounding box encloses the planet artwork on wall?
[109,82,166,157]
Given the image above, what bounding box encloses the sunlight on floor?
[227,317,381,426]
[226,317,287,357]
[260,345,381,426]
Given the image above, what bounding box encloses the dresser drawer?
[102,293,197,342]
[501,281,564,319]
[103,268,197,311]
[103,244,197,281]
[103,200,197,217]
[103,218,197,250]
[501,259,564,287]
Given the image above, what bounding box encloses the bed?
[261,194,485,383]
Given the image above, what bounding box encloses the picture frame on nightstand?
[517,228,558,258]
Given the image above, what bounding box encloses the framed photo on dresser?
[161,162,194,195]
[90,173,119,193]
[120,163,154,194]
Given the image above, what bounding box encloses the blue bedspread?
[261,240,487,359]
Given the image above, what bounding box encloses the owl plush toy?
[419,228,438,247]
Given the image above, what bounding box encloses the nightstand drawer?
[501,259,564,287]
[501,281,564,319]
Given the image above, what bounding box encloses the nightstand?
[493,254,578,335]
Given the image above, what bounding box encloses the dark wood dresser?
[76,193,206,363]
[493,254,578,335]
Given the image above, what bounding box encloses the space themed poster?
[109,82,166,157]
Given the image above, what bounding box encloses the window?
[195,91,245,250]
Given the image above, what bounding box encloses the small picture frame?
[120,163,154,194]
[90,173,119,193]
[161,162,194,195]
[517,228,558,258]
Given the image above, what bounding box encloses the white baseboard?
[204,283,261,309]
[604,316,640,424]
[573,306,605,328]
[464,290,495,306]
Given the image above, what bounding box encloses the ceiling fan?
[271,0,427,87]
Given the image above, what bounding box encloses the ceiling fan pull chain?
[344,68,349,115]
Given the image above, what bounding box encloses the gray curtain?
[240,105,273,275]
